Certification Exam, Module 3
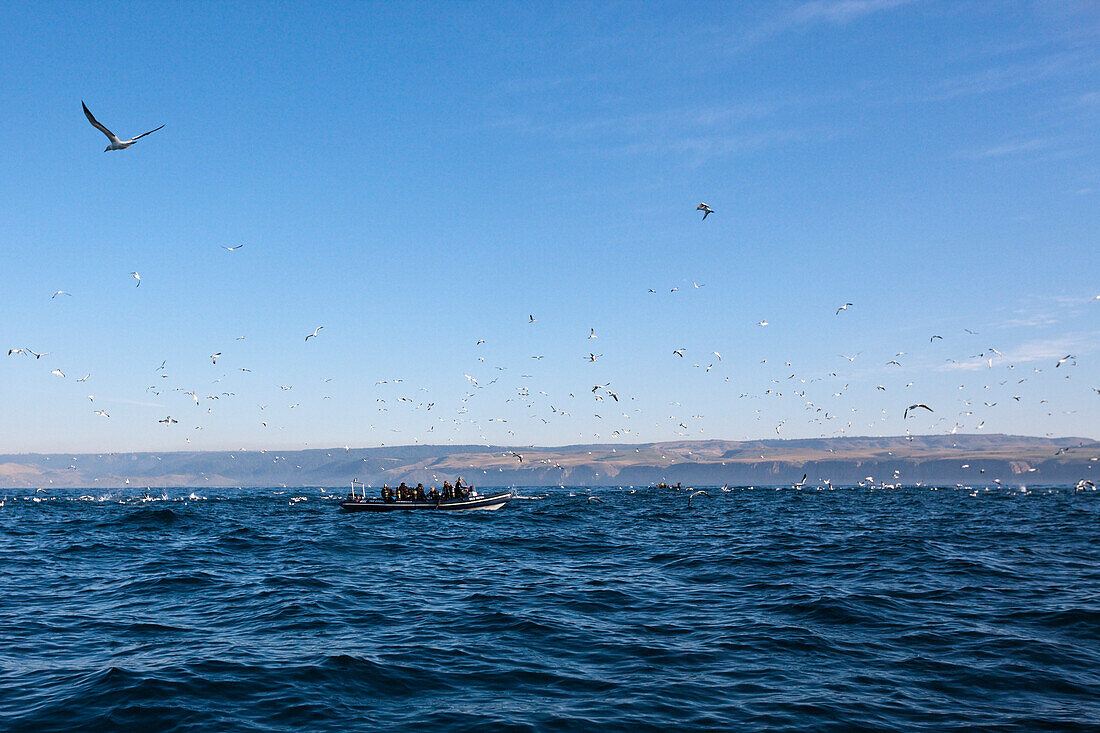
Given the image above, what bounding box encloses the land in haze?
[1,434,1095,490]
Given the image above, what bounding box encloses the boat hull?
[339,492,511,512]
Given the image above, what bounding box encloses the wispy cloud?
[727,0,917,53]
[966,138,1052,159]
[786,0,916,26]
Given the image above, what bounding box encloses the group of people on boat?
[362,477,471,503]
[651,482,682,490]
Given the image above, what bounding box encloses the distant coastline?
[1,434,1096,489]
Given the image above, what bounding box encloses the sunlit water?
[2,485,1098,731]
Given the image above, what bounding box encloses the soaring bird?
[904,404,933,419]
[1055,354,1076,368]
[930,335,943,342]
[130,271,141,287]
[82,101,164,151]
[589,328,597,339]
[673,348,685,358]
[835,303,853,315]
[688,490,709,505]
[529,315,536,323]
[8,348,25,356]
[696,203,714,220]
[158,416,179,425]
[222,244,245,252]
[305,326,323,341]
[757,320,769,327]
[51,290,71,299]
[211,353,221,364]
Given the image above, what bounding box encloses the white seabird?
[83,101,164,151]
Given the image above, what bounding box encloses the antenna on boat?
[351,477,364,500]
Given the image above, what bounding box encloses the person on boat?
[398,482,409,500]
[442,480,452,500]
[415,483,426,502]
[381,485,392,502]
[428,486,440,502]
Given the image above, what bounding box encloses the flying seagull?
[835,303,853,315]
[1055,354,1076,368]
[696,203,714,220]
[305,326,323,341]
[222,244,245,252]
[82,101,164,151]
[904,404,933,419]
[687,490,709,505]
[130,271,141,287]
[51,290,72,299]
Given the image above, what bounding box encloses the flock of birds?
[2,103,1097,494]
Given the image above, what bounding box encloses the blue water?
[2,485,1099,731]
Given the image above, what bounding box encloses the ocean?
[2,485,1098,731]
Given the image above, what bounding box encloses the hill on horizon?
[0,434,1096,490]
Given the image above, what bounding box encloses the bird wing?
[129,123,165,142]
[82,102,122,143]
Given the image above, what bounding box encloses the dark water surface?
[2,485,1099,731]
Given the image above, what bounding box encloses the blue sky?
[1,0,1097,453]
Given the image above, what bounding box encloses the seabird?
[222,244,245,251]
[8,348,25,356]
[27,349,49,359]
[305,326,323,341]
[51,369,65,378]
[529,315,536,323]
[687,490,709,505]
[130,271,141,287]
[757,320,769,327]
[211,353,221,364]
[696,203,714,220]
[158,416,178,425]
[589,328,597,339]
[930,335,943,342]
[82,101,164,151]
[673,348,685,358]
[1055,354,1076,368]
[903,404,933,419]
[51,290,71,299]
[835,303,853,315]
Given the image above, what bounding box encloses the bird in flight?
[51,290,71,299]
[8,348,25,356]
[130,271,141,287]
[1055,354,1076,368]
[673,348,685,358]
[27,349,49,359]
[589,328,597,339]
[696,203,714,220]
[835,303,853,315]
[930,335,943,342]
[211,353,221,364]
[688,490,709,505]
[158,416,179,425]
[757,320,769,327]
[904,404,933,419]
[305,326,323,341]
[529,315,536,324]
[222,244,245,252]
[82,101,164,151]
